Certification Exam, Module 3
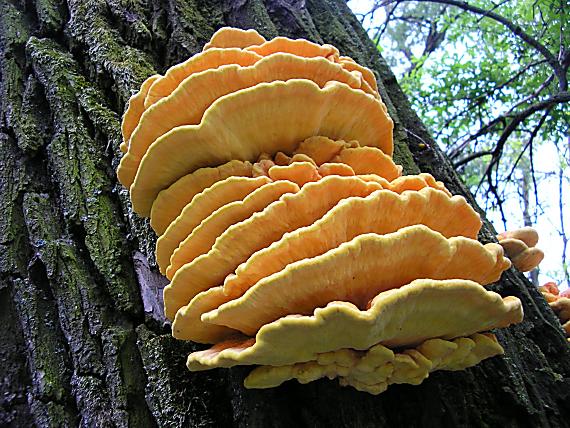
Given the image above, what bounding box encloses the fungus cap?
[267,162,322,187]
[497,235,544,272]
[119,54,378,187]
[203,225,511,336]
[155,176,270,273]
[333,146,402,181]
[121,74,160,151]
[497,227,539,247]
[294,136,347,165]
[245,37,340,62]
[187,279,523,370]
[144,48,261,109]
[318,163,356,176]
[496,238,528,258]
[511,247,545,272]
[357,173,451,197]
[172,286,236,343]
[131,79,393,216]
[339,56,379,93]
[540,282,559,295]
[220,187,481,300]
[252,159,276,177]
[150,160,253,235]
[550,298,570,323]
[203,27,266,50]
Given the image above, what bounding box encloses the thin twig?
[453,150,493,168]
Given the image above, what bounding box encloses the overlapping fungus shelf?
[118,27,524,394]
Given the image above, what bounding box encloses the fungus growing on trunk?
[121,74,160,153]
[539,282,570,340]
[117,28,523,394]
[187,279,522,370]
[150,160,253,235]
[497,227,544,272]
[155,175,271,273]
[203,27,267,50]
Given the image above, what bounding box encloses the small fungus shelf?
[539,282,570,341]
[496,227,544,272]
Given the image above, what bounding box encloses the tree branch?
[445,60,548,157]
[475,97,561,211]
[372,4,400,43]
[506,72,556,115]
[490,92,569,158]
[380,0,562,82]
[453,149,493,168]
[459,91,569,149]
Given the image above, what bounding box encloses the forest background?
[349,0,569,290]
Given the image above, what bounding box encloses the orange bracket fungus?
[497,227,544,272]
[539,283,570,341]
[118,27,524,394]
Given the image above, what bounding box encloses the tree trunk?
[1,0,569,427]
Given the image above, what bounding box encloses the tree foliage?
[353,0,569,287]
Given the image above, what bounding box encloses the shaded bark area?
[0,0,569,427]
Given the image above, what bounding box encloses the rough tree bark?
[1,0,569,427]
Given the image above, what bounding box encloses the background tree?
[353,0,570,288]
[1,0,569,426]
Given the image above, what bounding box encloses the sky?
[348,0,569,291]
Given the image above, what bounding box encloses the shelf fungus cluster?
[539,282,570,341]
[118,27,524,394]
[497,227,544,272]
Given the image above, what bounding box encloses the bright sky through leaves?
[348,0,570,289]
